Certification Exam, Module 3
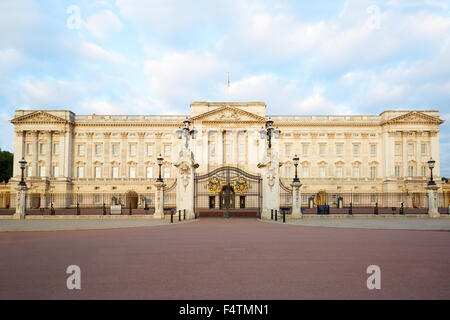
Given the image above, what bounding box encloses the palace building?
[9,102,444,209]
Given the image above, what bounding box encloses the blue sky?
[0,0,449,176]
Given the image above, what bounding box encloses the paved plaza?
[0,217,449,299]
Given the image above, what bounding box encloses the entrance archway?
[127,191,138,209]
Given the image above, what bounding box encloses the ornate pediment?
[10,111,69,124]
[383,111,444,125]
[191,105,265,123]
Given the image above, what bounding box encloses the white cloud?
[84,9,123,41]
[80,41,127,64]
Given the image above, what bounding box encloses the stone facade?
[9,102,444,202]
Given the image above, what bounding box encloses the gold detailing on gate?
[233,178,249,195]
[207,178,223,195]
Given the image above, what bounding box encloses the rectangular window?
[77,167,84,178]
[146,167,153,178]
[319,167,326,178]
[112,144,119,155]
[408,166,414,177]
[422,166,426,177]
[336,145,343,156]
[395,143,401,155]
[27,166,32,177]
[39,166,46,177]
[112,167,119,178]
[408,144,414,155]
[319,145,326,156]
[95,144,102,155]
[163,167,170,179]
[370,167,377,179]
[129,144,137,156]
[164,145,171,157]
[225,144,231,155]
[129,167,136,178]
[40,143,46,154]
[353,145,360,155]
[210,143,216,156]
[26,143,31,155]
[285,145,291,157]
[370,145,376,155]
[302,145,308,156]
[421,144,427,154]
[285,167,291,178]
[395,166,401,177]
[78,145,85,156]
[336,167,343,178]
[147,144,153,156]
[53,166,59,177]
[353,167,360,178]
[239,143,246,156]
[302,167,309,178]
[53,143,59,155]
[94,166,101,178]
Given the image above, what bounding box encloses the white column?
[416,132,421,177]
[234,130,239,165]
[430,131,440,178]
[13,130,25,178]
[14,185,28,220]
[291,181,302,218]
[218,130,224,166]
[46,131,53,178]
[32,131,39,177]
[64,129,73,178]
[427,185,440,218]
[202,129,208,169]
[154,181,165,219]
[402,131,407,177]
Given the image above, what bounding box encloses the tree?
[442,177,449,184]
[0,149,13,183]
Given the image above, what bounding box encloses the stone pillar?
[31,131,39,177]
[14,185,28,219]
[138,132,145,177]
[258,149,280,219]
[218,130,224,166]
[427,185,440,218]
[120,132,128,178]
[174,147,199,220]
[103,132,111,178]
[402,131,407,177]
[154,181,165,219]
[13,130,25,178]
[46,131,53,178]
[291,181,302,218]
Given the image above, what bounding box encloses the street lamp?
[176,117,197,149]
[157,154,164,183]
[427,157,436,186]
[292,154,300,183]
[259,117,281,150]
[19,158,27,187]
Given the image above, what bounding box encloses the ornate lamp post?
[176,117,197,149]
[19,158,27,187]
[292,154,300,183]
[156,154,164,183]
[427,157,436,186]
[259,117,281,150]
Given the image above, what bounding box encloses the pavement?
[0,219,179,232]
[281,217,450,231]
[0,217,449,299]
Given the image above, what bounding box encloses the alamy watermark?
[366,265,381,290]
[366,5,381,30]
[66,5,81,30]
[66,265,81,290]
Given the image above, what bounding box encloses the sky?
[0,0,449,176]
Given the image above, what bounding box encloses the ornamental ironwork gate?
[194,166,262,217]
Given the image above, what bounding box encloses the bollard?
[271,209,273,220]
[171,211,173,223]
[51,203,55,216]
[129,203,132,215]
[374,202,378,215]
[400,202,404,215]
[184,209,186,220]
[283,210,286,223]
[349,202,353,215]
[103,203,106,215]
[76,203,80,216]
[275,210,278,221]
[179,210,181,221]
